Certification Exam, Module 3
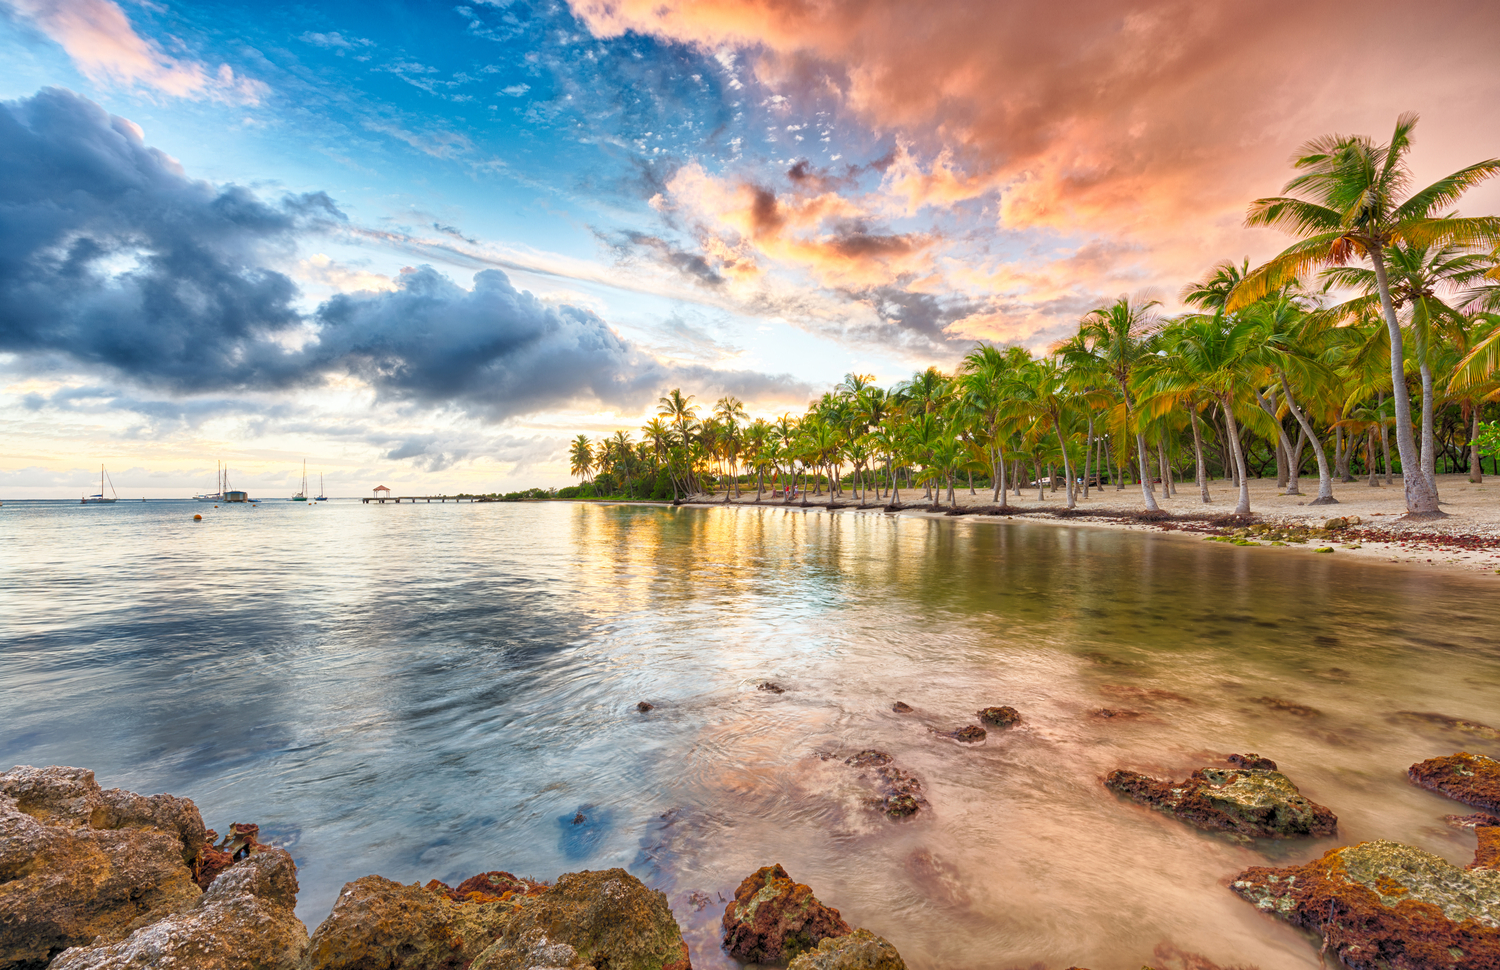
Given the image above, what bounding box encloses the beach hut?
[373,485,391,500]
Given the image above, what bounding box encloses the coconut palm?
[1071,295,1164,511]
[1228,114,1500,514]
[568,435,594,485]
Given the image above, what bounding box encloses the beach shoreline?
[673,472,1500,576]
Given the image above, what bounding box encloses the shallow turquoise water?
[3,499,1498,969]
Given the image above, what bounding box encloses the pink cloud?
[6,0,267,103]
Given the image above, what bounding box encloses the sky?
[2,0,1499,498]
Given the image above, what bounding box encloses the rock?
[1250,696,1321,717]
[1447,813,1500,829]
[637,701,655,712]
[977,706,1021,728]
[786,929,906,970]
[937,725,986,744]
[843,753,925,818]
[440,871,549,904]
[758,682,787,694]
[49,848,307,970]
[471,868,689,970]
[197,822,265,889]
[890,702,913,714]
[1477,827,1500,870]
[1090,708,1144,720]
[722,864,852,964]
[0,766,207,967]
[1231,840,1500,969]
[1226,753,1278,771]
[1408,752,1500,813]
[1395,711,1500,741]
[1105,766,1337,839]
[304,874,531,970]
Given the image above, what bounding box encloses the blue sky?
[2,0,1497,497]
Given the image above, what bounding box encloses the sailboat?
[291,460,308,501]
[315,473,327,501]
[81,465,118,504]
[195,461,225,502]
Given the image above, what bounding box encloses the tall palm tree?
[1228,114,1500,515]
[611,430,634,498]
[568,434,594,485]
[1072,295,1164,511]
[657,389,700,494]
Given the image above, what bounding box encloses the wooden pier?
[362,495,490,504]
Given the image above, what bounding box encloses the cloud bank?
[0,88,809,426]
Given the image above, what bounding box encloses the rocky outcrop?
[722,865,851,964]
[936,726,985,744]
[977,707,1020,728]
[1105,763,1337,839]
[0,766,207,967]
[785,930,906,970]
[49,848,307,970]
[471,868,689,970]
[304,874,534,970]
[1231,839,1500,969]
[1408,752,1500,813]
[1225,753,1278,771]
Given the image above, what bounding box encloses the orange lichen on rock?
[1409,752,1500,813]
[722,864,852,964]
[1231,840,1500,969]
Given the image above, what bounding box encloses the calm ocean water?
[3,498,1498,969]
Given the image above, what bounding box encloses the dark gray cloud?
[608,230,725,286]
[0,87,808,425]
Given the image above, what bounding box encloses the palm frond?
[1394,160,1500,221]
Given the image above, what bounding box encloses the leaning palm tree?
[1227,113,1500,515]
[1071,295,1164,511]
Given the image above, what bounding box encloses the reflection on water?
[3,500,1499,969]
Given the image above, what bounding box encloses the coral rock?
[977,706,1021,728]
[638,701,655,712]
[1225,753,1278,771]
[758,682,787,694]
[722,864,852,964]
[0,766,207,967]
[1105,766,1337,839]
[844,751,892,769]
[304,874,525,970]
[1408,752,1500,814]
[49,847,307,970]
[843,753,925,819]
[937,725,986,744]
[786,929,907,970]
[1231,840,1500,969]
[472,868,689,970]
[890,702,913,714]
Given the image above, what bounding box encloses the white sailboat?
[315,473,327,501]
[81,465,118,504]
[291,460,308,501]
[194,461,225,502]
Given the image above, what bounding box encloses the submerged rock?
[937,725,986,744]
[1395,711,1500,741]
[845,750,893,768]
[304,874,530,970]
[1090,708,1145,720]
[758,682,787,694]
[1408,752,1500,813]
[843,752,925,819]
[1105,765,1337,839]
[785,929,906,970]
[1231,839,1500,969]
[637,701,655,712]
[0,766,207,967]
[49,848,308,970]
[977,706,1021,728]
[1250,696,1321,717]
[722,864,852,965]
[472,868,690,970]
[890,702,913,714]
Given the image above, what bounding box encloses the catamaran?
[81,465,118,504]
[291,460,308,501]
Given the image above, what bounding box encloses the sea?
[3,497,1498,969]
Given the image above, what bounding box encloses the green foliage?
[1475,420,1500,458]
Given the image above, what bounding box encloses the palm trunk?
[1278,374,1336,505]
[1370,248,1439,513]
[1082,416,1093,500]
[1367,429,1381,486]
[1255,389,1301,495]
[1189,408,1210,503]
[1223,396,1252,514]
[1134,431,1160,511]
[996,448,1008,509]
[1471,407,1484,483]
[1419,361,1439,499]
[1055,420,1076,509]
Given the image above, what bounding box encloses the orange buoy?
[193,514,203,521]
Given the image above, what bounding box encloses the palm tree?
[1072,295,1164,511]
[713,396,749,499]
[568,434,594,485]
[1228,114,1500,515]
[611,430,635,498]
[657,389,700,494]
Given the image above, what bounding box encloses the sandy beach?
[686,472,1500,574]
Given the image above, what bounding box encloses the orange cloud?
[6,0,267,103]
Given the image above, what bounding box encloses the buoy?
[193,514,203,521]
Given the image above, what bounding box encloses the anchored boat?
[81,465,118,504]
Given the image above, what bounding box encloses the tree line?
[566,116,1500,517]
